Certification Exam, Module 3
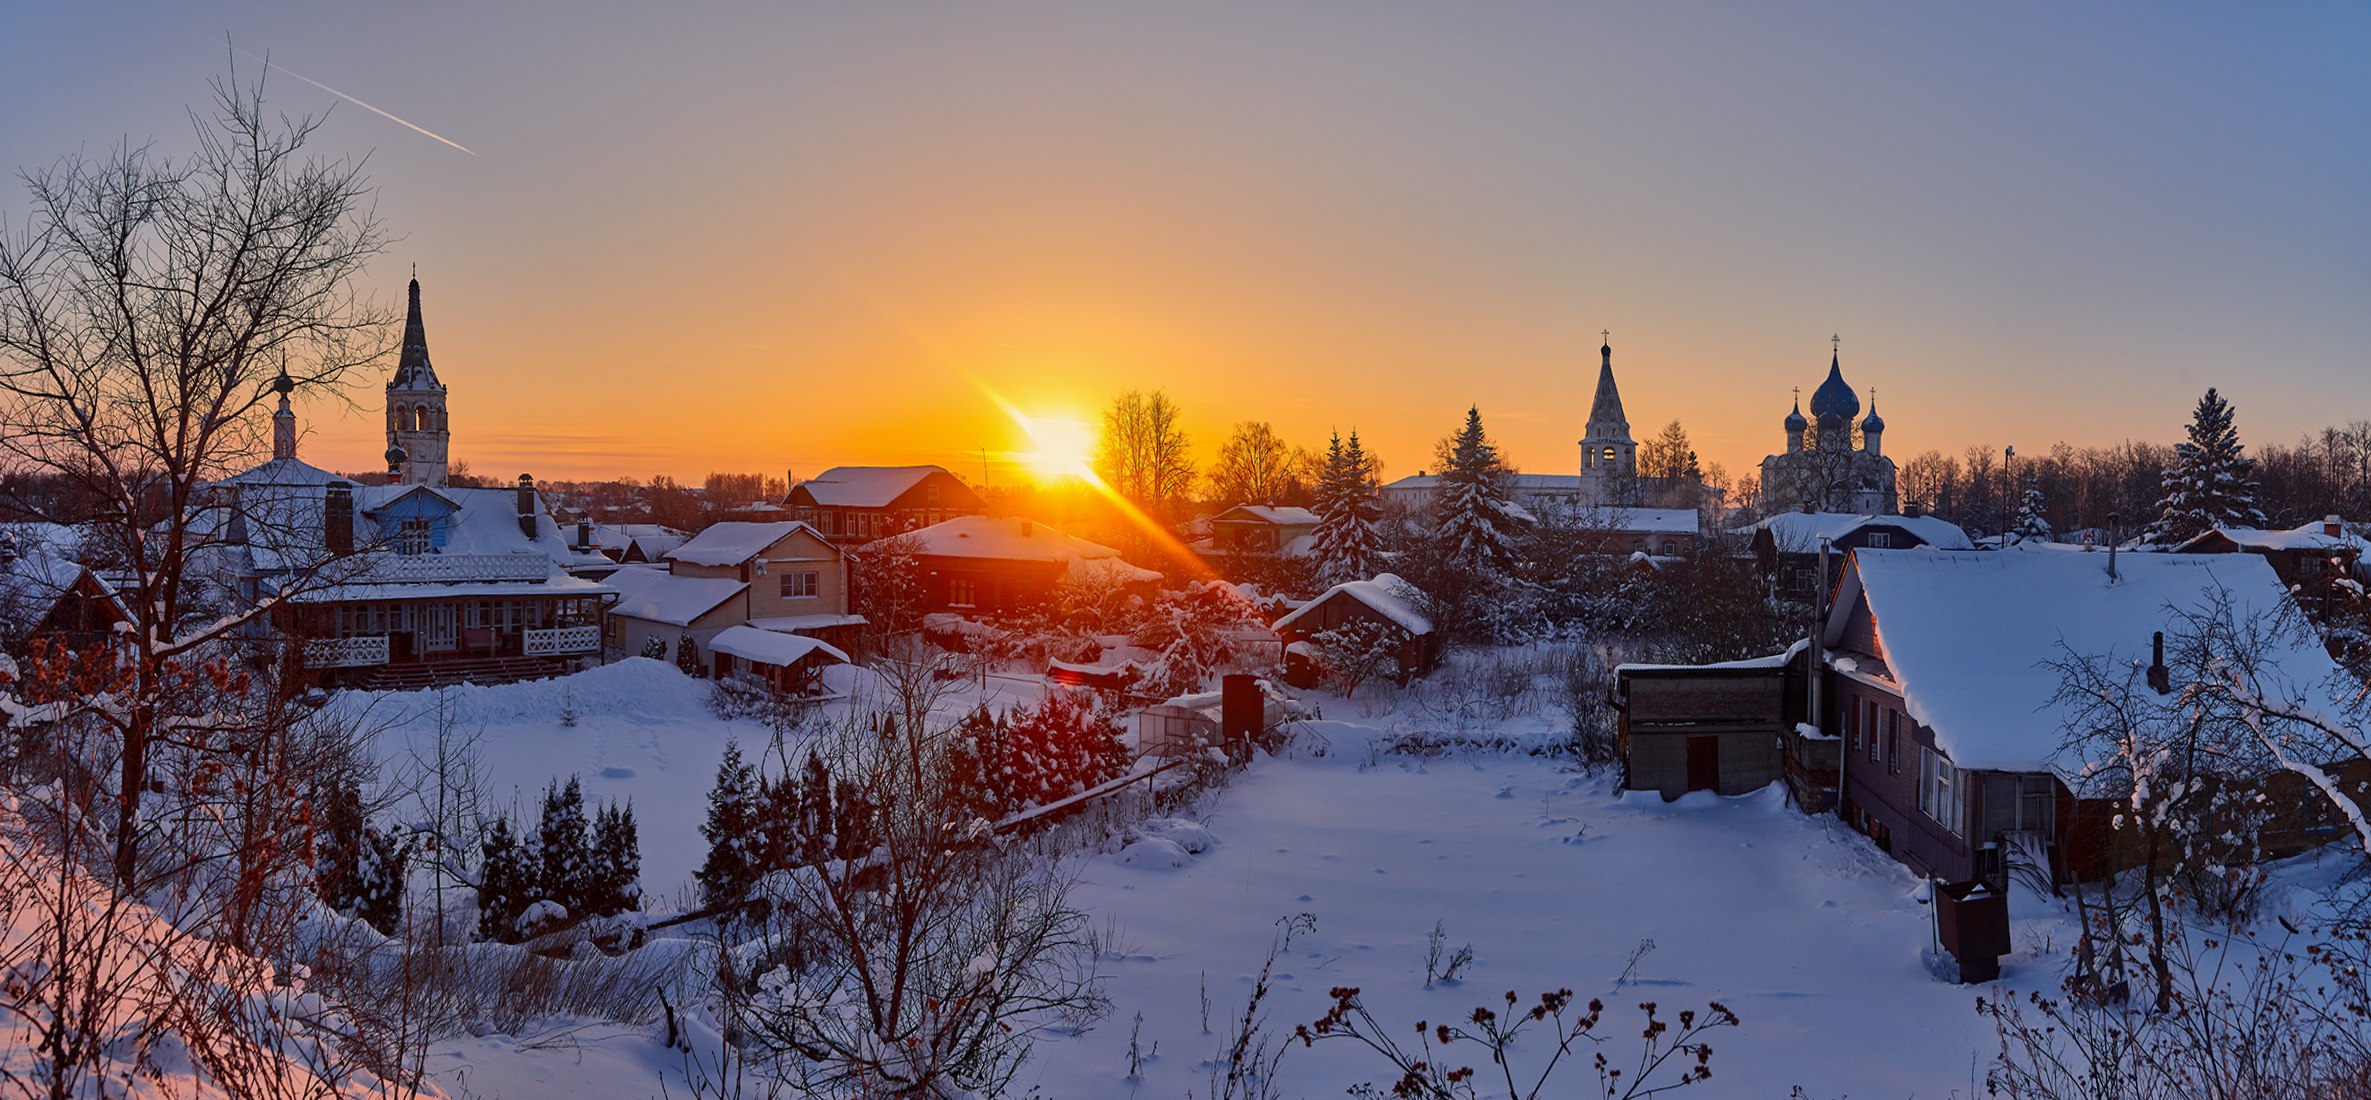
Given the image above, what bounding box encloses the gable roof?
[1569,507,1701,536]
[2175,520,2371,555]
[666,521,827,567]
[791,466,950,508]
[1273,573,1433,636]
[1212,504,1321,527]
[590,523,688,559]
[710,624,849,668]
[603,565,746,627]
[894,515,1161,583]
[1753,511,1974,551]
[1825,546,2343,771]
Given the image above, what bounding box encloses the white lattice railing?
[523,625,601,657]
[354,553,553,584]
[304,634,390,669]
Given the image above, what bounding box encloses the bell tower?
[1577,332,1636,505]
[386,272,450,487]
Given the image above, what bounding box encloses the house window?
[1920,748,1963,836]
[949,577,978,607]
[1865,532,1894,549]
[780,571,818,599]
[391,518,434,555]
[1886,711,1902,775]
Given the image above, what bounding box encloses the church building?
[1757,341,1897,516]
[207,273,615,688]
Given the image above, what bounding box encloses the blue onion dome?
[385,444,408,468]
[1784,400,1808,432]
[1860,401,1884,434]
[1809,352,1859,422]
[272,369,295,396]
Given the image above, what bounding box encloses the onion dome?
[1784,400,1807,433]
[1860,401,1884,435]
[271,369,295,396]
[1809,351,1859,422]
[385,444,408,471]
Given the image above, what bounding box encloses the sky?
[3,2,2366,487]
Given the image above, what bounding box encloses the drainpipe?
[1816,535,1838,817]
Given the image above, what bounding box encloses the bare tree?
[731,714,1108,1097]
[1095,389,1195,521]
[0,67,388,882]
[1208,421,1312,507]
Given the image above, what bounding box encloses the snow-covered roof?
[0,522,86,560]
[602,565,745,626]
[1567,507,1700,535]
[1753,511,1974,551]
[1273,572,1433,636]
[709,625,849,668]
[199,466,612,581]
[666,521,823,567]
[2178,520,2371,555]
[1212,505,1321,527]
[896,515,1150,574]
[0,549,111,640]
[748,613,867,633]
[285,575,614,604]
[590,523,687,558]
[1826,546,2345,771]
[792,466,945,508]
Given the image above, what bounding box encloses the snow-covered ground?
[339,657,2349,1098]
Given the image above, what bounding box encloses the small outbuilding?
[1271,573,1440,684]
[708,625,849,694]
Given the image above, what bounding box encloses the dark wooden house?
[787,466,984,545]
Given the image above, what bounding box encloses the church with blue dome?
[1757,339,1898,515]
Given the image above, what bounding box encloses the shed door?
[1686,736,1720,792]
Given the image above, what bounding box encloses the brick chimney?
[325,481,354,554]
[2326,515,2344,539]
[516,475,538,539]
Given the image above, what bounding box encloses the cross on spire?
[1601,329,1610,343]
[1832,333,1841,353]
[1792,385,1801,403]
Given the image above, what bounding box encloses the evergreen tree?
[639,636,668,661]
[1431,407,1525,575]
[588,801,641,916]
[2147,387,2267,546]
[697,741,759,911]
[833,775,876,862]
[1311,429,1384,586]
[676,631,705,677]
[476,816,532,942]
[535,777,591,917]
[314,776,368,915]
[353,825,415,935]
[2010,486,2054,545]
[797,751,836,866]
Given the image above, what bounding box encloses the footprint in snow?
[602,766,636,779]
[1494,786,1515,799]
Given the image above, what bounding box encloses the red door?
[1685,736,1720,793]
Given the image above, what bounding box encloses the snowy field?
[341,657,2348,1098]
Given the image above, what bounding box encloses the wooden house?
[707,625,847,695]
[1747,510,1973,603]
[1271,573,1440,684]
[786,466,983,545]
[0,542,129,663]
[601,520,860,665]
[895,515,1160,617]
[1199,505,1320,558]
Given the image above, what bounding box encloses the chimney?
[1020,519,1034,537]
[2147,631,2171,695]
[325,481,355,554]
[2106,511,2121,581]
[516,474,538,539]
[2327,515,2344,539]
[1903,501,1924,519]
[0,534,17,566]
[576,518,593,551]
[1221,674,1262,749]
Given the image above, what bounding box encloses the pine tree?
[639,636,668,661]
[1432,407,1525,575]
[476,816,531,942]
[797,751,836,866]
[535,777,591,918]
[676,631,705,677]
[353,825,414,935]
[2010,486,2054,545]
[314,776,368,914]
[2147,387,2267,546]
[589,801,641,916]
[1312,430,1384,586]
[698,741,758,911]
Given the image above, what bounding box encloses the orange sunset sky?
[5,3,2366,489]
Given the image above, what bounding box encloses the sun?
[1014,413,1097,485]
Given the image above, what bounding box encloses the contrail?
[243,51,479,157]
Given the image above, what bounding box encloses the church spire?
[1583,337,1630,440]
[391,274,441,391]
[270,369,297,462]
